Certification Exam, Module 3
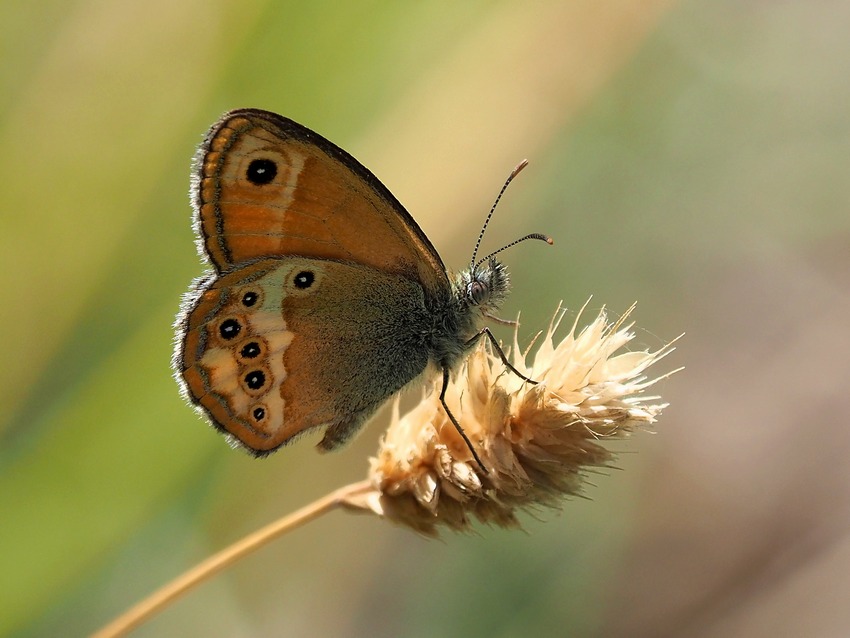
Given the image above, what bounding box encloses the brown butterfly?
[173,108,550,469]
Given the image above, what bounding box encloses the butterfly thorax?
[426,258,510,371]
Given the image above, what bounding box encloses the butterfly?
[173,108,551,470]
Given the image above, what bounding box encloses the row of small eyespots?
[217,287,270,424]
[213,271,315,424]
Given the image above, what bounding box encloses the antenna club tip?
[511,159,529,178]
[529,232,553,245]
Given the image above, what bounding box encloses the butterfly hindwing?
[177,257,433,453]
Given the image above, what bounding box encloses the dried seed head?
[342,302,679,535]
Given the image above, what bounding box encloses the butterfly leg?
[440,366,488,474]
[466,327,538,385]
[483,311,518,327]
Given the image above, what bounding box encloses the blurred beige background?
[1,1,848,636]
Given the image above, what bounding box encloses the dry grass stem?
[92,481,372,638]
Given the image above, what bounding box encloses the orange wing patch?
[180,261,300,452]
[193,109,448,296]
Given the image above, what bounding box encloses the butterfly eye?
[246,158,277,185]
[218,318,242,340]
[467,280,488,305]
[293,270,314,289]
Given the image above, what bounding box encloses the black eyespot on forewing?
[241,291,259,307]
[293,270,314,289]
[252,406,266,422]
[219,318,241,340]
[246,159,277,185]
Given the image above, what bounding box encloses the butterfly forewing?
[195,109,448,296]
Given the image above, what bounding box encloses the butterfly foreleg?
[482,311,518,327]
[465,327,537,385]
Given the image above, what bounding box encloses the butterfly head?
[459,257,510,316]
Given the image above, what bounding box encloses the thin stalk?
[92,480,373,638]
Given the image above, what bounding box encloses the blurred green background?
[2,1,849,636]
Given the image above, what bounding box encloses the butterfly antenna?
[474,233,553,272]
[470,159,530,271]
